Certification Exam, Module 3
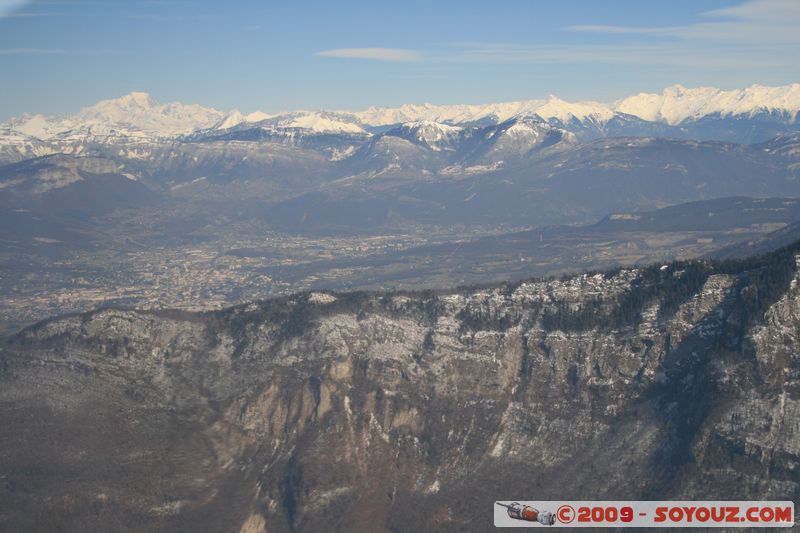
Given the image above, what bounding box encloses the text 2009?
[577,506,634,523]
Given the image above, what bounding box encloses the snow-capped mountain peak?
[354,100,550,127]
[107,91,153,108]
[535,95,615,124]
[212,109,273,130]
[75,92,223,136]
[498,115,560,139]
[75,92,154,124]
[4,92,224,141]
[614,83,800,125]
[8,114,54,139]
[398,119,462,136]
[352,83,800,130]
[258,111,367,134]
[390,120,464,150]
[352,96,618,128]
[213,109,246,130]
[1,82,799,156]
[245,110,271,123]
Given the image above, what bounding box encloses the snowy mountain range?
[2,83,800,240]
[616,84,800,125]
[352,83,800,128]
[7,92,223,141]
[3,83,798,148]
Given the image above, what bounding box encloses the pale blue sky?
[0,0,798,119]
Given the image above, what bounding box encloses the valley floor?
[0,214,784,334]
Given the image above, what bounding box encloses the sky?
[0,0,798,120]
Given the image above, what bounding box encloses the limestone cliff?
[1,245,799,532]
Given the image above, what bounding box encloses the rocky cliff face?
[1,246,799,532]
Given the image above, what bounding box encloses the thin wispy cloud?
[2,11,55,17]
[0,47,117,56]
[315,41,788,70]
[436,42,786,69]
[126,12,213,21]
[568,0,800,45]
[316,48,420,62]
[565,25,675,35]
[27,1,112,5]
[315,0,798,75]
[0,47,64,54]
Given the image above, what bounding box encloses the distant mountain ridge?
[3,122,799,236]
[615,84,800,125]
[2,83,799,148]
[7,92,222,140]
[1,83,799,237]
